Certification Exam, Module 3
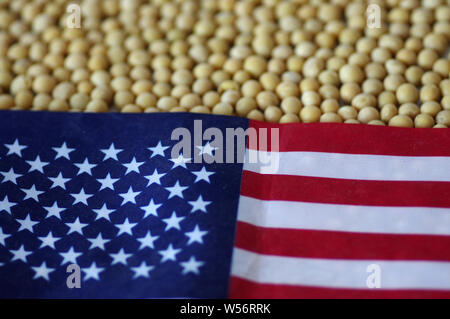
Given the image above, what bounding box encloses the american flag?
[0,111,245,298]
[1,111,450,299]
[231,121,450,298]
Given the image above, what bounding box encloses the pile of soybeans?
[0,0,449,127]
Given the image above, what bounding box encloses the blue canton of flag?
[0,111,248,298]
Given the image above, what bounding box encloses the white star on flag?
[93,204,115,221]
[101,143,123,161]
[110,248,132,265]
[82,262,104,281]
[48,172,70,190]
[0,196,15,214]
[38,232,60,249]
[185,225,208,245]
[5,139,27,157]
[196,142,217,156]
[0,227,11,246]
[44,202,66,219]
[166,181,188,199]
[148,141,169,158]
[188,195,212,213]
[10,245,32,262]
[26,156,49,173]
[0,168,21,184]
[22,184,44,201]
[123,157,145,175]
[75,158,96,175]
[119,186,141,205]
[71,188,93,205]
[97,173,119,191]
[52,142,75,160]
[88,233,110,250]
[66,217,88,235]
[60,247,82,265]
[145,169,165,186]
[31,262,54,281]
[137,231,159,250]
[158,244,181,263]
[141,199,162,218]
[180,256,204,275]
[162,212,185,231]
[131,262,155,279]
[192,167,215,183]
[17,214,39,232]
[170,154,191,169]
[115,218,137,236]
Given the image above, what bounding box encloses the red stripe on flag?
[229,277,450,299]
[241,170,450,208]
[249,120,450,156]
[234,221,450,261]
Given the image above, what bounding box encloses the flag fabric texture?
[0,111,449,299]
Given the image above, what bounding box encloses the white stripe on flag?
[238,196,450,235]
[244,150,450,181]
[232,248,450,290]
